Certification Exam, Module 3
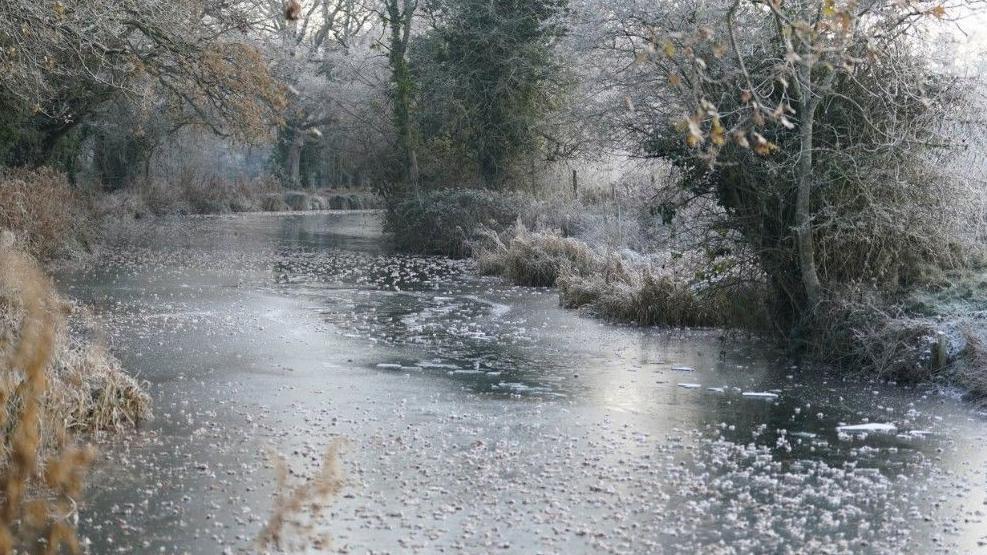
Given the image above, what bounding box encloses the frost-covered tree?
[249,0,378,186]
[609,0,977,331]
[0,0,285,167]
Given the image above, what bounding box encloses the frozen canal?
[57,212,987,553]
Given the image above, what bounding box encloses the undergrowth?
[809,289,942,382]
[99,178,381,218]
[0,167,95,262]
[385,189,520,257]
[381,182,987,395]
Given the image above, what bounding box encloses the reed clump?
[49,337,151,433]
[475,224,599,287]
[0,244,96,552]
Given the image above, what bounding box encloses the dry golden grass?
[49,339,151,433]
[0,272,151,447]
[257,439,346,552]
[0,244,96,553]
[0,241,152,552]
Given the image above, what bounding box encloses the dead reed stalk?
[257,439,346,552]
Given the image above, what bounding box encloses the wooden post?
[571,169,578,200]
[931,332,948,371]
[612,182,622,245]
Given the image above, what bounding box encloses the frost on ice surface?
[836,423,898,433]
[678,383,702,389]
[495,382,530,392]
[742,392,780,400]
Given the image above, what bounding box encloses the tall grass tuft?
[556,262,767,329]
[474,224,599,286]
[0,245,95,553]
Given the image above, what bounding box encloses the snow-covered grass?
[474,222,769,329]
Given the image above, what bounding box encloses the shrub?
[284,191,311,211]
[102,178,380,217]
[174,176,281,215]
[385,189,519,257]
[0,167,94,261]
[630,0,971,328]
[260,193,289,212]
[326,192,381,210]
[954,331,987,400]
[808,289,943,382]
[105,174,286,217]
[136,181,191,216]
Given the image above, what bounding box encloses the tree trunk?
[386,0,418,193]
[409,147,420,193]
[795,101,822,312]
[286,130,304,188]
